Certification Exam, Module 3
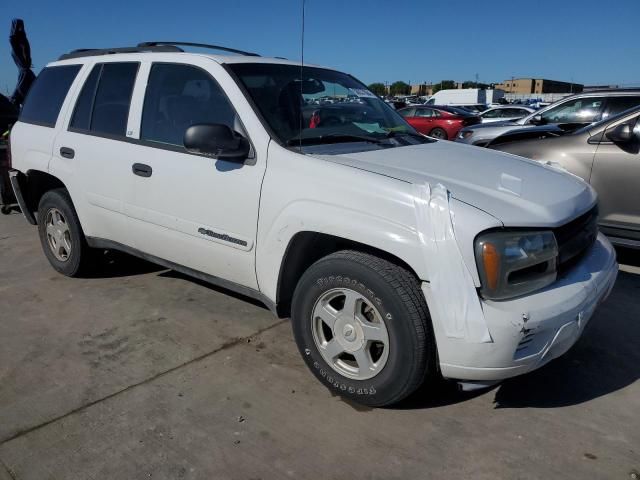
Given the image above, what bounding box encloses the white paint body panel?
[10,51,618,383]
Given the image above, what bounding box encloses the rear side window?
[602,96,640,119]
[19,65,81,127]
[140,63,238,146]
[69,62,139,137]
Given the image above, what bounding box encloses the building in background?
[495,78,583,94]
[410,83,435,96]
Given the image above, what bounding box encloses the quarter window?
[602,96,640,119]
[19,65,81,127]
[141,63,239,147]
[69,62,139,136]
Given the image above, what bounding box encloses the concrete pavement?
[0,211,638,479]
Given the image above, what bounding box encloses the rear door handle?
[132,163,153,178]
[60,147,75,159]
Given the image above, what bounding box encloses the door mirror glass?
[605,123,635,143]
[184,124,250,162]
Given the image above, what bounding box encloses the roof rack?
[137,42,260,57]
[58,44,183,60]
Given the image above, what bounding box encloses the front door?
[123,61,267,289]
[590,114,640,241]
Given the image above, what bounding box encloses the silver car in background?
[479,105,535,123]
[492,106,640,248]
[456,90,640,146]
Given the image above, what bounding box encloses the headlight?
[474,230,558,300]
[458,130,473,139]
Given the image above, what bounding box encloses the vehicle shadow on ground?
[399,248,640,411]
[158,270,270,311]
[82,249,166,278]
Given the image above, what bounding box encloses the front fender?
[256,144,426,302]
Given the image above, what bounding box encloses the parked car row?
[454,89,640,249]
[398,105,480,139]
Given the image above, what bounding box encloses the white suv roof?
[52,41,319,68]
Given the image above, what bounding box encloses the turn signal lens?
[482,243,500,290]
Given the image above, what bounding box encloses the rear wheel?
[37,188,95,276]
[291,250,436,407]
[429,127,447,140]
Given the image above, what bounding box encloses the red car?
[398,105,481,140]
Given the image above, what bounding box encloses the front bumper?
[425,233,618,381]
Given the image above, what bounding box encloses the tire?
[429,127,447,140]
[291,250,436,407]
[37,188,94,277]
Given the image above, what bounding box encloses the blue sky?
[1,0,639,95]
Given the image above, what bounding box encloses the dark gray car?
[492,106,640,247]
[456,90,640,147]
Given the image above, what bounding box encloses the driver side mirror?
[529,114,545,125]
[184,124,250,162]
[605,123,635,143]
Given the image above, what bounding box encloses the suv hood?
[312,142,596,227]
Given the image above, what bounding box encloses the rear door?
[53,61,140,245]
[11,64,81,178]
[590,113,640,241]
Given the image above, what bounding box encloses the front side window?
[20,65,81,127]
[482,109,502,118]
[69,62,139,137]
[141,63,238,147]
[539,97,605,124]
[415,108,434,118]
[228,63,426,150]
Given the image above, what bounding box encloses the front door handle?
[60,147,75,159]
[132,163,153,178]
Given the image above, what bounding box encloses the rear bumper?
[9,169,36,225]
[429,233,618,381]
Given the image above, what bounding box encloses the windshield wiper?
[286,133,391,146]
[384,130,436,142]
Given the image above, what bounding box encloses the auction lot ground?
[0,211,638,480]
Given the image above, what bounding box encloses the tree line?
[367,80,491,96]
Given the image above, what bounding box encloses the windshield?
[228,64,425,148]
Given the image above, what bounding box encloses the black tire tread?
[305,250,436,406]
[37,188,94,277]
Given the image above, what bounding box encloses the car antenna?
[298,0,306,151]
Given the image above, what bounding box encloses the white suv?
[9,42,618,406]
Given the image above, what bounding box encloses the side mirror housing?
[529,114,545,125]
[184,124,250,162]
[605,123,634,143]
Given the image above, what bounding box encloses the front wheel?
[291,250,436,407]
